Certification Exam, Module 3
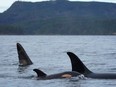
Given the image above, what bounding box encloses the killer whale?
[33,69,83,80]
[16,43,33,66]
[16,43,84,80]
[67,52,116,79]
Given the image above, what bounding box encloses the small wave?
[69,74,86,82]
[0,74,34,80]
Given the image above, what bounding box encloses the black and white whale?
[16,43,84,80]
[16,43,33,66]
[67,52,116,79]
[33,69,83,80]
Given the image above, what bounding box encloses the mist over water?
[0,35,116,87]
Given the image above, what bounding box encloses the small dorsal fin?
[16,43,33,66]
[33,69,47,77]
[67,52,92,74]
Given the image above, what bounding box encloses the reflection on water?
[18,66,30,74]
[0,35,116,87]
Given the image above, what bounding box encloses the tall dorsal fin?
[67,52,92,74]
[33,69,47,77]
[16,43,33,66]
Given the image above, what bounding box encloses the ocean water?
[0,35,116,87]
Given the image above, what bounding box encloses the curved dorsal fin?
[67,52,92,74]
[33,69,47,77]
[17,43,33,66]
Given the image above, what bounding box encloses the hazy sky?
[0,0,116,13]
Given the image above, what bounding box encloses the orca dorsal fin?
[67,52,92,74]
[17,43,33,66]
[33,69,47,77]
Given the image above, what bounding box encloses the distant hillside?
[0,1,116,35]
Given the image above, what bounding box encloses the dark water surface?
[0,35,116,87]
